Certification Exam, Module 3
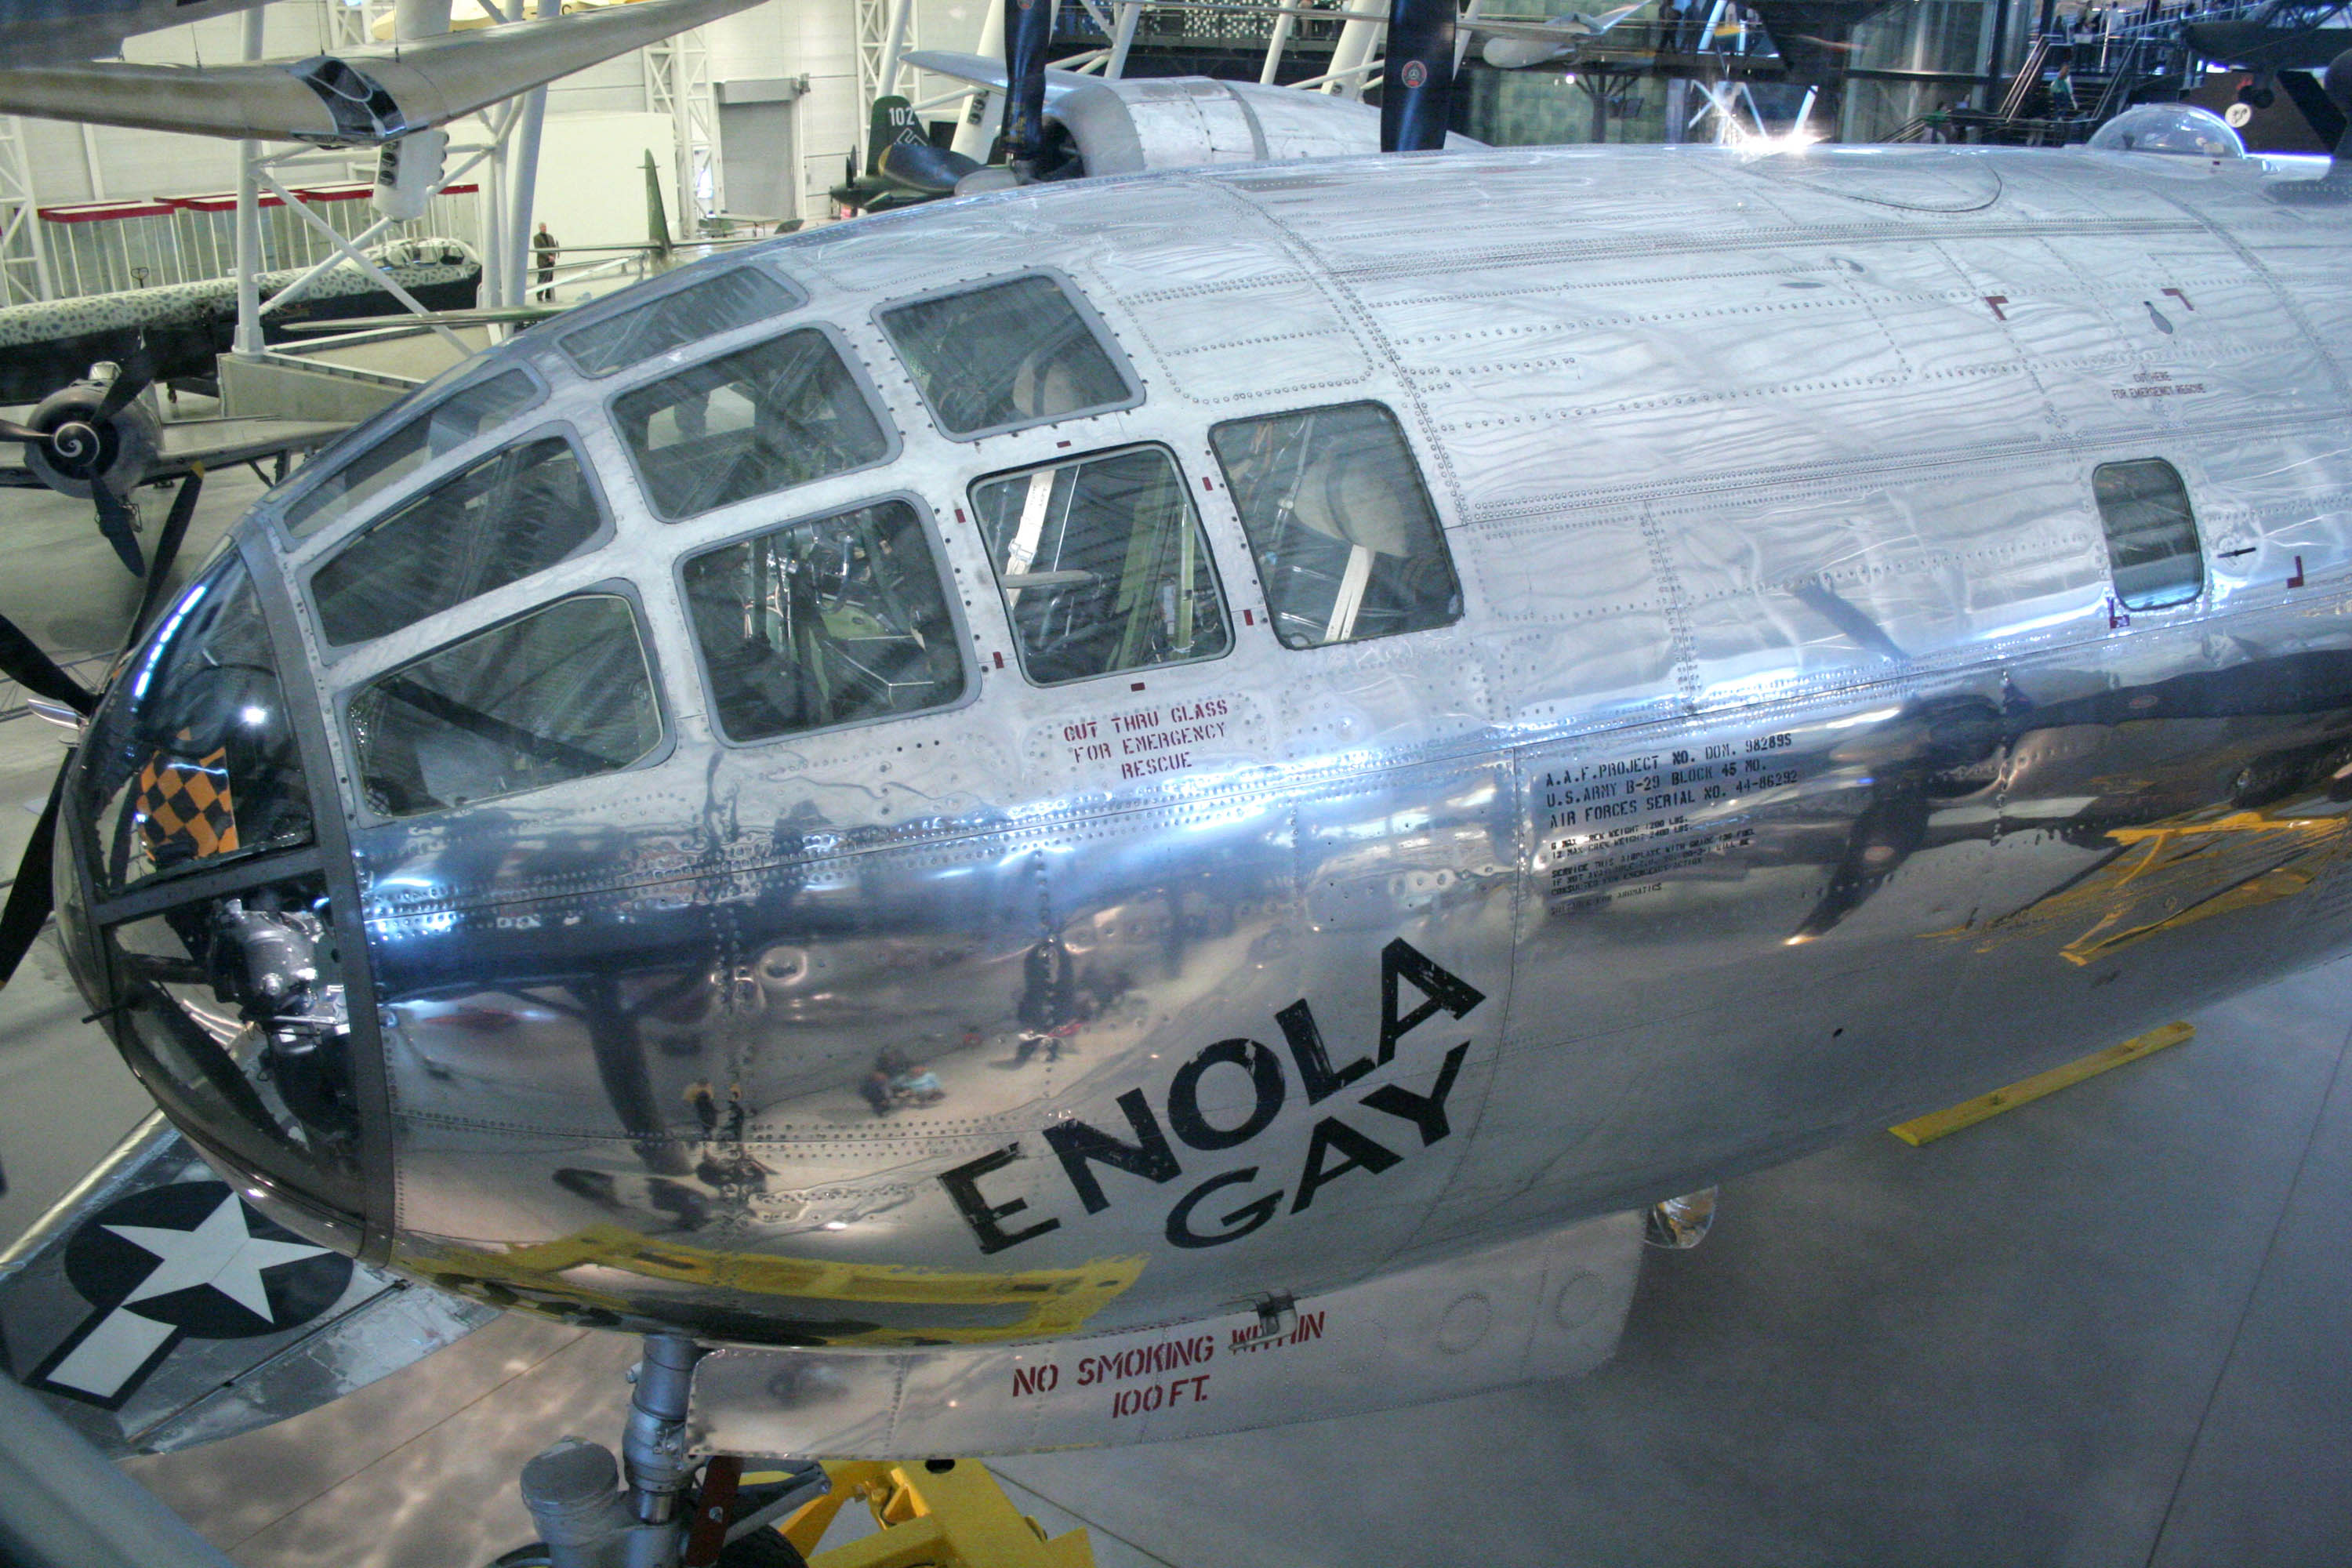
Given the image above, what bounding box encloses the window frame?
[554,258,808,380]
[673,490,981,750]
[1207,399,1465,652]
[969,441,1237,689]
[2092,456,2205,615]
[601,318,902,524]
[267,360,552,550]
[299,418,617,659]
[873,267,1144,443]
[336,579,675,825]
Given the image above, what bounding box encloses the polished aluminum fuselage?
[88,144,2352,1348]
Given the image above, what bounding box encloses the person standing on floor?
[533,221,560,301]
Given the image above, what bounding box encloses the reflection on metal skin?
[1642,1188,1717,1250]
[30,143,2352,1455]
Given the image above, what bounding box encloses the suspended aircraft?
[833,51,1483,214]
[0,238,482,575]
[1,0,2350,1548]
[0,0,763,146]
[1473,4,1648,70]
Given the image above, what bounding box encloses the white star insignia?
[103,1191,331,1323]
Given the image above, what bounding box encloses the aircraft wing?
[1472,9,1645,43]
[0,418,351,491]
[899,49,1098,110]
[0,0,764,145]
[0,1116,498,1458]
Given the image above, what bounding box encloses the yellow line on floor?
[1889,1021,2194,1147]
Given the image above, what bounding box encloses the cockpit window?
[970,446,1230,685]
[612,328,892,520]
[348,593,663,817]
[310,432,607,646]
[878,274,1135,438]
[283,368,542,539]
[681,499,966,742]
[559,265,803,377]
[2095,458,2204,612]
[1209,402,1463,648]
[78,557,313,895]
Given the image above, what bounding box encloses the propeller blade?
[93,343,153,425]
[0,416,49,445]
[878,139,984,194]
[128,466,201,644]
[1004,0,1056,175]
[1381,0,1458,153]
[0,765,66,990]
[91,483,146,577]
[0,612,95,717]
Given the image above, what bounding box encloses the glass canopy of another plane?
[612,328,892,519]
[558,265,803,378]
[282,368,543,539]
[309,433,608,646]
[681,499,966,742]
[970,446,1229,685]
[879,274,1134,437]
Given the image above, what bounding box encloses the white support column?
[950,0,1008,162]
[233,5,269,358]
[1324,0,1385,99]
[0,119,51,305]
[858,0,891,110]
[647,28,722,234]
[879,0,919,99]
[1258,0,1299,83]
[1454,0,1485,73]
[483,108,508,308]
[1107,0,1143,78]
[506,0,557,310]
[322,0,394,47]
[256,164,471,351]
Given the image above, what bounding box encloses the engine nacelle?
[22,366,158,502]
[1047,76,1479,177]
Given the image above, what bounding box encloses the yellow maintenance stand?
[746,1458,1094,1568]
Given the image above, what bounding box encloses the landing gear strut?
[510,1334,825,1568]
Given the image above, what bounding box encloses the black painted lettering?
[1278,997,1377,1104]
[1290,1116,1401,1213]
[938,1144,1061,1254]
[1358,1041,1470,1147]
[1043,1090,1182,1214]
[1165,1167,1286,1249]
[1167,1038,1286,1150]
[1377,939,1486,1065]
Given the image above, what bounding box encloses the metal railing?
[33,183,486,301]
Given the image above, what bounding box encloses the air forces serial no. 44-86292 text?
[6,131,2352,1487]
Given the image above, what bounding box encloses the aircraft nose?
[56,546,372,1250]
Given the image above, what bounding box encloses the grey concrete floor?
[0,466,2345,1566]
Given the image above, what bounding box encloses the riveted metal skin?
[45,144,2352,1410]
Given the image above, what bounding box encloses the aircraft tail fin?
[644,150,674,263]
